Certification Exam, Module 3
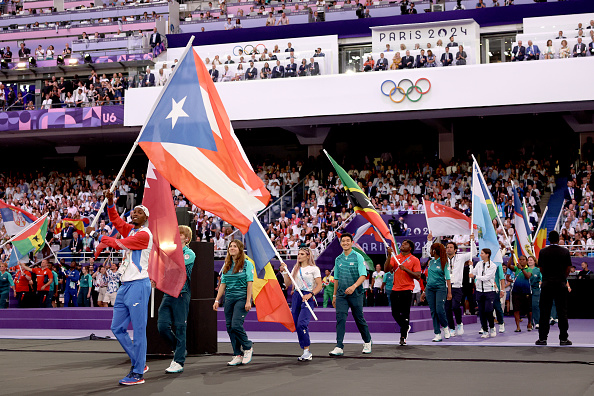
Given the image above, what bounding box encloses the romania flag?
[12,214,49,257]
[249,257,295,332]
[534,228,547,259]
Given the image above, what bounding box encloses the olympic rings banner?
[380,78,431,103]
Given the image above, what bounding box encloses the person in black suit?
[512,40,525,61]
[141,67,155,87]
[402,50,414,69]
[415,49,427,68]
[285,58,297,77]
[408,2,417,14]
[149,27,161,49]
[589,39,594,55]
[308,57,320,76]
[441,46,453,66]
[375,53,388,71]
[573,38,587,57]
[18,42,30,60]
[209,63,219,82]
[365,181,377,198]
[245,61,257,80]
[563,180,582,204]
[446,36,458,48]
[271,60,284,78]
[535,231,572,346]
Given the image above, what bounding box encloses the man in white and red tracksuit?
[96,190,153,386]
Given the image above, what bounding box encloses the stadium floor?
[2,335,594,396]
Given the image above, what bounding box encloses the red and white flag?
[144,162,187,298]
[423,199,471,237]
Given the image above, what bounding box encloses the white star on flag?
[166,96,189,129]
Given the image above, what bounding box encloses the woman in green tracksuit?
[528,256,542,329]
[77,265,92,307]
[213,240,254,366]
[421,243,452,342]
[0,262,15,309]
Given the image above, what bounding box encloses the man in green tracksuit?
[322,269,334,308]
[329,232,372,356]
[156,225,196,374]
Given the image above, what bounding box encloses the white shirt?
[372,270,384,288]
[472,260,497,292]
[291,265,321,292]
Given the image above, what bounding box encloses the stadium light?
[0,59,8,69]
[16,62,27,68]
[69,58,79,65]
[84,53,92,64]
[28,56,36,67]
[57,55,65,65]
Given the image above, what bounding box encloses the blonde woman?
[213,240,254,366]
[390,52,402,70]
[280,247,322,361]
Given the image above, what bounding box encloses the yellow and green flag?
[12,214,49,257]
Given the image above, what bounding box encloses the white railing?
[257,171,314,225]
[554,199,567,233]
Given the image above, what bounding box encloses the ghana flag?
[12,213,49,257]
[324,150,395,248]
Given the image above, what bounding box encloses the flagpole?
[150,287,155,318]
[88,35,197,232]
[44,238,59,263]
[252,216,318,321]
[0,213,49,249]
[472,155,516,260]
[535,206,548,236]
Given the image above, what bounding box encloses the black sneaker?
[560,339,573,346]
[399,337,406,346]
[550,319,555,326]
[535,339,547,346]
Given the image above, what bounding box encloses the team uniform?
[157,245,195,371]
[48,270,59,307]
[322,273,334,308]
[32,267,53,308]
[0,270,15,308]
[425,258,450,338]
[383,271,394,306]
[98,204,153,385]
[78,272,93,307]
[64,268,80,307]
[290,264,321,357]
[104,269,120,305]
[390,252,421,341]
[331,249,372,353]
[14,268,31,308]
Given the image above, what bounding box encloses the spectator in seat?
[233,64,244,81]
[589,37,594,55]
[375,53,388,71]
[555,31,566,39]
[3,46,12,60]
[587,20,594,30]
[42,93,52,109]
[512,40,525,61]
[525,40,540,61]
[573,38,587,57]
[385,44,393,52]
[245,61,257,80]
[35,45,44,60]
[75,88,88,107]
[141,67,155,87]
[225,55,234,64]
[285,58,297,77]
[476,0,486,8]
[224,18,233,30]
[271,60,284,78]
[363,8,371,18]
[285,42,295,53]
[221,65,234,82]
[456,45,467,65]
[447,36,458,48]
[298,59,308,76]
[260,62,271,79]
[408,2,416,14]
[314,48,326,57]
[308,57,320,75]
[0,84,4,110]
[63,43,72,58]
[235,19,242,29]
[492,0,500,6]
[402,50,414,69]
[415,49,427,68]
[277,12,289,25]
[209,63,219,82]
[18,42,30,60]
[390,52,401,70]
[543,40,555,60]
[559,40,570,58]
[441,46,453,66]
[266,13,276,26]
[426,50,436,67]
[157,68,167,86]
[45,45,54,60]
[149,27,161,49]
[576,29,585,38]
[25,101,34,110]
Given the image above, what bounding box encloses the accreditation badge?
[184,254,190,260]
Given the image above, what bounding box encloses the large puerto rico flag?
[137,38,270,235]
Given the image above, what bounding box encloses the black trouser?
[372,287,382,306]
[463,284,476,315]
[445,287,463,329]
[91,287,99,307]
[390,290,412,338]
[539,283,569,341]
[477,291,496,331]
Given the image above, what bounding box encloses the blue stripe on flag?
[0,208,14,222]
[245,220,276,278]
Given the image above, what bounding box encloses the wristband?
[215,300,220,304]
[333,295,336,297]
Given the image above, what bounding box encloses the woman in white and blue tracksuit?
[471,248,498,339]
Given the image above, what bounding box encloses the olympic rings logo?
[380,78,431,103]
[232,43,267,56]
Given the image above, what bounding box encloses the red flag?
[144,162,187,298]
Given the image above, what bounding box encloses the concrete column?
[282,126,331,158]
[438,126,454,163]
[168,0,180,34]
[54,0,64,12]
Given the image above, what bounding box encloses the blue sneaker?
[119,372,145,386]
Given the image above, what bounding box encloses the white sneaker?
[490,328,497,338]
[499,323,505,333]
[242,348,253,365]
[165,361,184,374]
[298,350,313,361]
[406,325,411,340]
[449,328,456,337]
[443,327,451,339]
[478,329,484,334]
[362,341,372,354]
[456,324,464,336]
[227,356,243,366]
[329,347,344,356]
[481,332,490,339]
[535,324,539,330]
[432,334,442,342]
